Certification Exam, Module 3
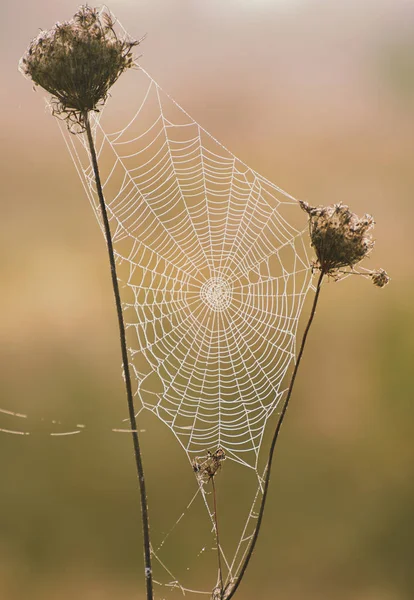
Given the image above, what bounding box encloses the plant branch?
[83,111,153,600]
[211,476,224,598]
[225,269,324,600]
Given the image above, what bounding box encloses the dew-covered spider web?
[61,68,313,469]
[57,61,314,595]
[4,12,317,598]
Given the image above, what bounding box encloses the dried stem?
[83,111,153,600]
[225,270,324,600]
[211,476,224,598]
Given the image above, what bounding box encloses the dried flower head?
[19,5,140,131]
[300,201,375,276]
[192,448,226,484]
[370,268,390,288]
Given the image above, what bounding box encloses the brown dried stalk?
[20,7,153,600]
[225,201,388,599]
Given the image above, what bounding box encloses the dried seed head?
[370,268,390,288]
[19,5,140,131]
[300,201,375,276]
[193,448,226,484]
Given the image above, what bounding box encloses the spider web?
[61,68,313,472]
[4,11,317,597]
[56,60,315,596]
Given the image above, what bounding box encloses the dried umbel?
[19,5,139,131]
[300,201,375,274]
[192,448,226,484]
[300,200,389,286]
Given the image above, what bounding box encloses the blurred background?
[1,0,413,598]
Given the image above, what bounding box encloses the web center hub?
[200,277,232,312]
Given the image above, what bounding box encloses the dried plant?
[19,6,153,600]
[226,202,389,599]
[299,200,389,285]
[19,5,140,132]
[300,201,374,272]
[20,6,390,600]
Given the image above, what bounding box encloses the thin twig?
[83,111,153,600]
[211,476,224,597]
[225,270,324,600]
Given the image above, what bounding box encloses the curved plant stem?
[83,112,153,600]
[225,270,324,600]
[211,476,224,597]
